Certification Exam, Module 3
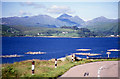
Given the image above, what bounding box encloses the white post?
[55,59,57,68]
[32,61,35,75]
[108,54,109,58]
[106,52,111,58]
[72,55,73,62]
[87,55,89,59]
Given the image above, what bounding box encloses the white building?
[110,35,115,37]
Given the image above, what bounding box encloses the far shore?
[2,36,120,38]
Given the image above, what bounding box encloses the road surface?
[61,61,119,77]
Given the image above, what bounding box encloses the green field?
[2,25,97,37]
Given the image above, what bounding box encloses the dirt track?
[61,61,119,77]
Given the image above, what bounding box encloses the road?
[61,61,119,77]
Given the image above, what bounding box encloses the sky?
[2,2,118,21]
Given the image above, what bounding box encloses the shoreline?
[2,36,120,38]
[1,57,119,64]
[1,54,119,64]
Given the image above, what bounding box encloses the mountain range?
[1,13,119,35]
[2,13,86,27]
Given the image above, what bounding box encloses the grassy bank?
[2,58,118,78]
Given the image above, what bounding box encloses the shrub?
[2,66,19,78]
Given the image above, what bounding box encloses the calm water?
[2,37,119,63]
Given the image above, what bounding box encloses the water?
[2,37,119,63]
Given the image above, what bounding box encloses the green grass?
[2,25,98,37]
[2,58,119,78]
[52,32,79,37]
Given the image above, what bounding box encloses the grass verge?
[2,58,119,78]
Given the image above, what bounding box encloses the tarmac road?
[61,61,119,77]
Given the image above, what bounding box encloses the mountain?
[58,13,72,18]
[86,16,117,23]
[57,13,85,26]
[85,16,118,36]
[1,14,119,36]
[2,15,68,27]
[2,14,85,28]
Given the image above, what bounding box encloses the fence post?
[32,61,35,75]
[87,55,89,59]
[55,59,57,68]
[72,55,73,62]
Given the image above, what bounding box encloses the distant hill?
[2,15,67,27]
[1,14,119,36]
[2,14,85,27]
[84,16,118,36]
[57,13,85,27]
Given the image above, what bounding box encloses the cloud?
[19,10,32,16]
[47,5,74,14]
[20,2,46,8]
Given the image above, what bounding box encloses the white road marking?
[98,65,105,77]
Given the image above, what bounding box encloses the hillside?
[2,25,96,37]
[2,14,85,27]
[84,16,118,36]
[1,14,119,37]
[57,13,85,27]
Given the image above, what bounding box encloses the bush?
[2,66,19,78]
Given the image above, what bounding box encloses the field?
[1,57,118,78]
[2,25,97,37]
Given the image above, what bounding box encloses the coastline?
[1,53,118,64]
[2,36,120,38]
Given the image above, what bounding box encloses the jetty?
[76,49,91,51]
[0,54,23,58]
[25,51,46,54]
